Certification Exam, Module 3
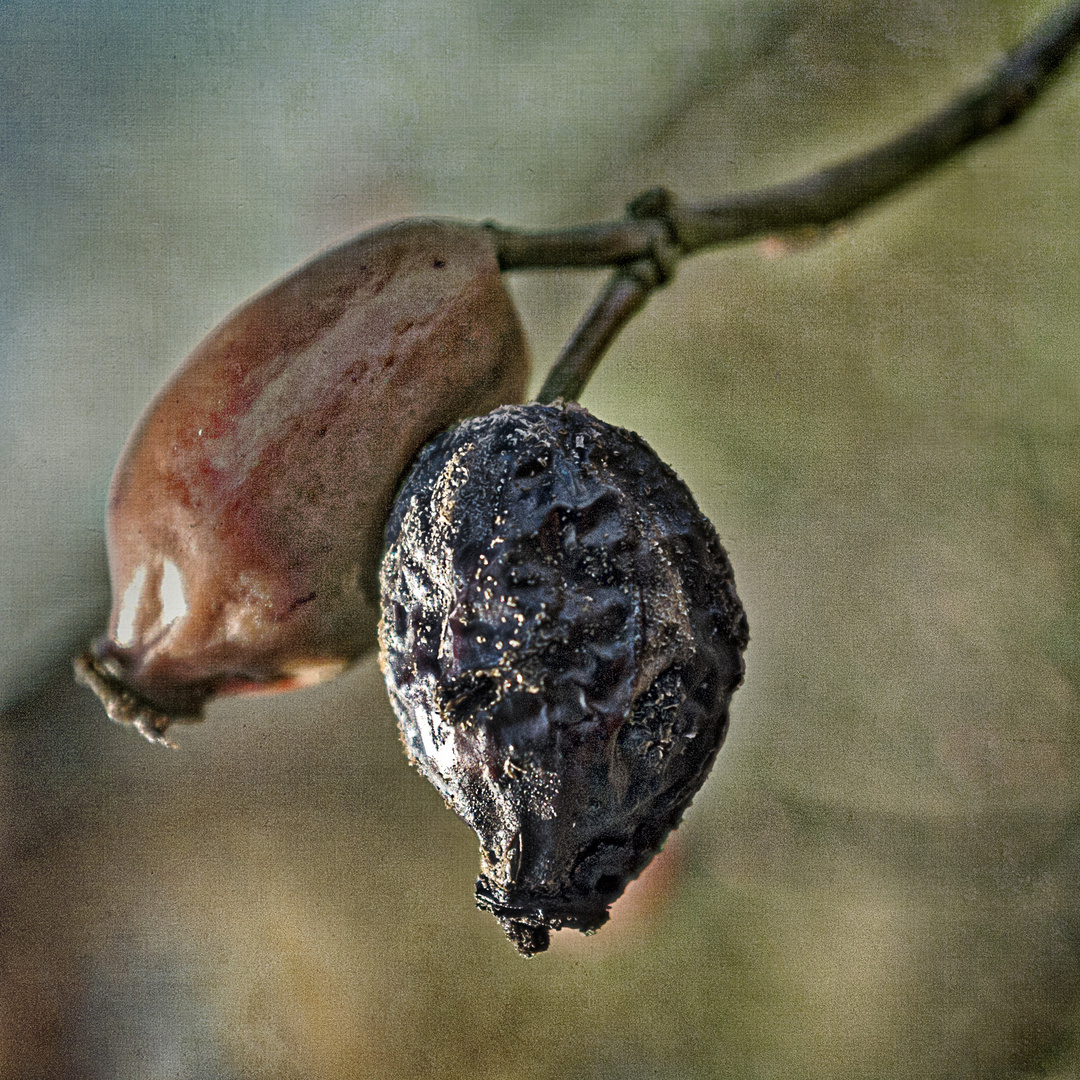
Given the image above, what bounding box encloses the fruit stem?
[536,263,654,405]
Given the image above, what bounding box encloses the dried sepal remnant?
[379,402,748,955]
[73,652,177,748]
[78,219,530,742]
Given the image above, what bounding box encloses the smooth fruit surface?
[79,219,530,741]
[379,402,748,953]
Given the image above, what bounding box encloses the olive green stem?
[494,1,1080,404]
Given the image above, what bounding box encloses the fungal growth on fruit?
[379,402,748,954]
[76,219,529,744]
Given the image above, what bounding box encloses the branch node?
[626,186,683,285]
[626,186,676,221]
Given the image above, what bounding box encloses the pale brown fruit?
[76,219,530,743]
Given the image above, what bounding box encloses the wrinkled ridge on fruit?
[379,401,748,954]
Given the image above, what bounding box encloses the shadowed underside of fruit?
[76,219,530,743]
[379,403,749,954]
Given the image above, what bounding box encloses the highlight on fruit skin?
[379,402,749,955]
[76,219,530,744]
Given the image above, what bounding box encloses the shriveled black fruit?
[378,402,748,955]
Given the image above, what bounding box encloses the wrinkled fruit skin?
[77,219,529,743]
[379,402,748,954]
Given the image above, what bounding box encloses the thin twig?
[490,2,1080,403]
[536,267,654,405]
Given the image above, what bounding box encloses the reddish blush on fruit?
[77,219,530,743]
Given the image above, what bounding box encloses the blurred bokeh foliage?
[3,0,1080,1076]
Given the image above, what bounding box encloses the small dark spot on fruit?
[537,509,562,560]
[414,645,442,681]
[515,453,550,479]
[433,258,446,269]
[574,493,619,538]
[588,654,629,702]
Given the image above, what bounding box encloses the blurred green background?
[3,0,1080,1076]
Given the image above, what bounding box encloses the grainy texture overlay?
[3,1,1080,1077]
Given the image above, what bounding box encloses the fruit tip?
[500,918,551,957]
[73,650,188,748]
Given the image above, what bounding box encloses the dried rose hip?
[76,219,529,743]
[379,402,748,954]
